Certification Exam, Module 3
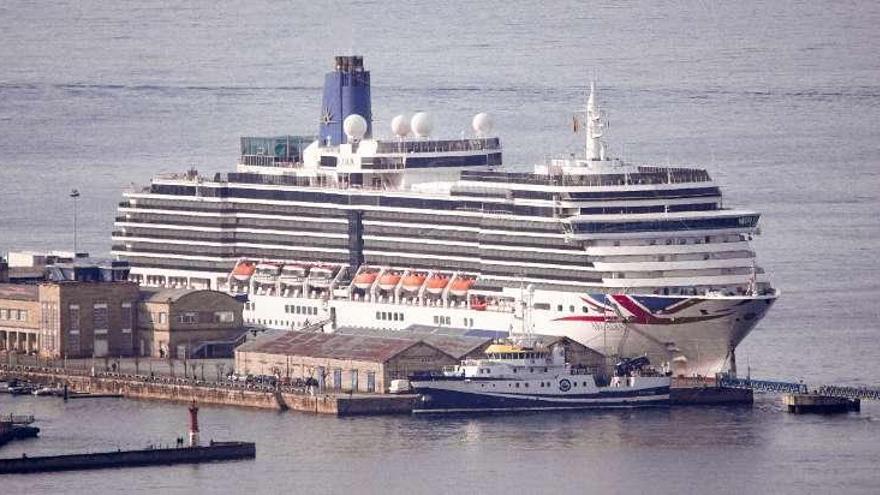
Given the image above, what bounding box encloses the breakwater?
[0,442,255,474]
[0,365,416,416]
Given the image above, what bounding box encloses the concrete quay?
[670,377,754,406]
[783,393,860,414]
[0,364,417,417]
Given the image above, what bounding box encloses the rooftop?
[238,331,452,363]
[0,284,39,301]
[335,325,496,359]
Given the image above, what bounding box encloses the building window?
[159,312,168,324]
[350,370,359,391]
[69,305,80,333]
[333,368,343,391]
[213,311,234,323]
[0,308,7,320]
[121,303,132,331]
[18,309,28,321]
[366,371,376,393]
[176,312,198,324]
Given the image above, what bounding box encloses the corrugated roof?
[335,326,493,359]
[240,331,446,363]
[0,284,39,301]
[139,287,206,303]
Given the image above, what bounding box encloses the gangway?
[719,375,880,401]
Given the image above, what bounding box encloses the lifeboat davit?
[449,278,474,297]
[231,262,256,281]
[353,271,378,290]
[425,275,449,295]
[378,272,401,291]
[401,273,427,292]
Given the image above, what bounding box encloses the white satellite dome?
[391,114,410,137]
[343,114,368,141]
[410,112,433,137]
[472,112,493,136]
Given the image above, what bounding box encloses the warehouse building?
[235,331,468,393]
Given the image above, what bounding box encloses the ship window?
[376,311,381,320]
[583,382,588,386]
[557,304,563,312]
[433,315,439,324]
[533,302,550,310]
[524,383,529,388]
[569,305,575,312]
[515,383,520,388]
[573,382,578,387]
[392,313,399,321]
[582,306,589,313]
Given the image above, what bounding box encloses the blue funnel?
[319,56,372,146]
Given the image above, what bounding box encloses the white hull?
[240,287,777,376]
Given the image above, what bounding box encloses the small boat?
[8,384,36,396]
[231,261,256,282]
[253,263,281,280]
[279,264,308,282]
[410,339,670,414]
[449,277,474,297]
[470,296,488,311]
[425,275,449,295]
[32,386,64,397]
[308,266,336,289]
[353,270,378,290]
[378,272,401,291]
[401,273,427,292]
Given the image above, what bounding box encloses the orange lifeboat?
[470,296,488,311]
[378,272,402,291]
[231,261,256,281]
[449,278,474,297]
[353,270,378,290]
[425,275,449,295]
[401,273,427,292]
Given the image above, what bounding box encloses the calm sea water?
[1,1,879,493]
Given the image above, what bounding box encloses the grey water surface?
[1,1,879,493]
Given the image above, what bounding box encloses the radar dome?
[391,114,410,137]
[343,114,368,141]
[410,112,433,137]
[472,112,493,136]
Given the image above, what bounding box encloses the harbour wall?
[0,365,416,416]
[0,442,256,474]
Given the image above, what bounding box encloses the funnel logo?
[558,379,571,392]
[320,108,334,125]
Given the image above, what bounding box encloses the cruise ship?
[112,55,778,375]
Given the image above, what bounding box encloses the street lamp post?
[70,189,80,254]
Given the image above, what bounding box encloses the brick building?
[138,288,245,359]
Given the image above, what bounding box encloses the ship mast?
[585,81,606,161]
